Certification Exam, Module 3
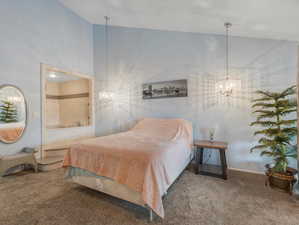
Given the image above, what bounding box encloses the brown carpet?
[0,168,299,225]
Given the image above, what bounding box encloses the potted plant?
[250,85,297,193]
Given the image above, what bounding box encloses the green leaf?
[254,128,280,137]
[276,100,297,108]
[273,135,291,145]
[252,97,273,102]
[286,153,297,159]
[250,145,268,152]
[255,90,277,98]
[256,113,277,120]
[281,127,297,136]
[258,138,277,146]
[251,121,277,127]
[260,150,274,157]
[252,102,275,108]
[279,85,297,98]
[278,119,297,126]
[253,110,275,114]
[281,109,297,116]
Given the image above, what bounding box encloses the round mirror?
[0,85,27,144]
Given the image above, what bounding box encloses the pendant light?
[216,22,241,97]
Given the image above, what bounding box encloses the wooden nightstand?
[194,140,228,180]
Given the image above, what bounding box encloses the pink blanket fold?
[63,118,193,218]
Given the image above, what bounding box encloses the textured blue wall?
[0,0,94,155]
[0,0,296,173]
[94,25,298,173]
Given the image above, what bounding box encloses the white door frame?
[40,64,95,159]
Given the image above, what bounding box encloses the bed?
[63,118,193,220]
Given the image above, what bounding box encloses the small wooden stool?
[194,140,228,180]
[0,152,37,177]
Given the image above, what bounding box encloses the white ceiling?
[59,0,299,42]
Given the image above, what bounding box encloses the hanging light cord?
[104,16,110,81]
[225,22,232,80]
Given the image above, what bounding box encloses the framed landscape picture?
[142,79,188,99]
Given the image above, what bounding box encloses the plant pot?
[265,165,297,194]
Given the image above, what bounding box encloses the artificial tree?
[0,100,18,123]
[250,85,297,174]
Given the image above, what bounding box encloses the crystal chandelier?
[216,22,241,97]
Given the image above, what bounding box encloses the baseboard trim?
[228,167,265,175]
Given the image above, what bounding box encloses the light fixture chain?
[104,16,110,81]
[225,22,232,80]
[226,24,229,79]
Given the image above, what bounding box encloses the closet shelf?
[46,92,89,99]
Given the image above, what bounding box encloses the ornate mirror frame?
[0,84,27,144]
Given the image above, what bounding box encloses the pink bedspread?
[63,118,193,218]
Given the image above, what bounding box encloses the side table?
[194,140,228,180]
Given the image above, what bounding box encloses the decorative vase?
[208,129,215,143]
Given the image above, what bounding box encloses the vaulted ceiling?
[59,0,299,42]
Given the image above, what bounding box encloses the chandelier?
[216,22,241,97]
